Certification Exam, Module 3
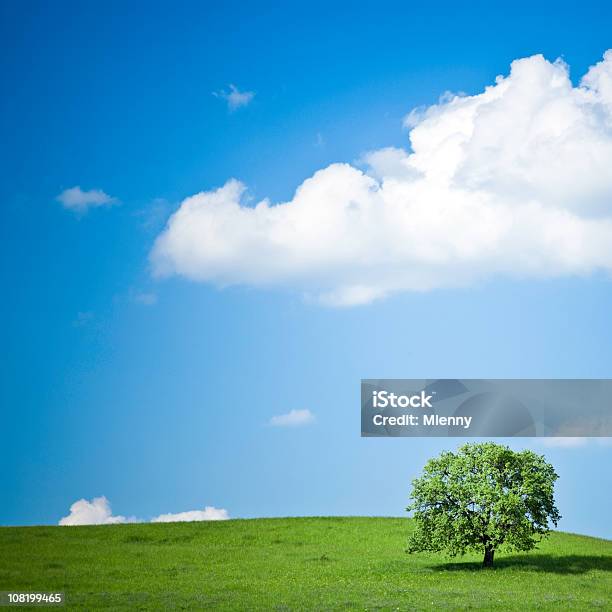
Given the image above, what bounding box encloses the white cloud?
[56,186,117,213]
[151,507,229,522]
[269,409,315,427]
[153,51,612,306]
[541,437,612,449]
[542,437,588,448]
[213,84,254,111]
[58,497,229,525]
[59,496,130,526]
[130,290,157,305]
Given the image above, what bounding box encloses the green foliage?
[407,442,561,565]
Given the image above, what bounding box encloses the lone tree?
[407,442,560,567]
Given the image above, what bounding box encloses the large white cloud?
[59,496,130,526]
[152,51,612,306]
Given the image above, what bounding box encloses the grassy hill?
[0,517,610,610]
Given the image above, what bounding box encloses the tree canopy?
[407,442,560,567]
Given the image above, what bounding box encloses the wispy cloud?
[213,84,254,111]
[134,198,171,232]
[56,186,118,214]
[130,290,157,306]
[542,437,588,449]
[269,409,315,428]
[542,437,612,449]
[153,51,612,306]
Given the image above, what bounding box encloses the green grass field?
[0,517,610,610]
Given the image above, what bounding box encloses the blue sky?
[1,1,612,537]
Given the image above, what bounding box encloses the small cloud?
[151,507,229,523]
[58,497,228,526]
[213,84,255,111]
[540,437,612,449]
[542,437,588,448]
[315,132,325,147]
[73,311,94,327]
[269,409,315,428]
[59,496,131,526]
[56,186,118,214]
[130,290,157,306]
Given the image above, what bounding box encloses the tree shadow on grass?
[430,554,612,574]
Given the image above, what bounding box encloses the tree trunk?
[483,547,495,567]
